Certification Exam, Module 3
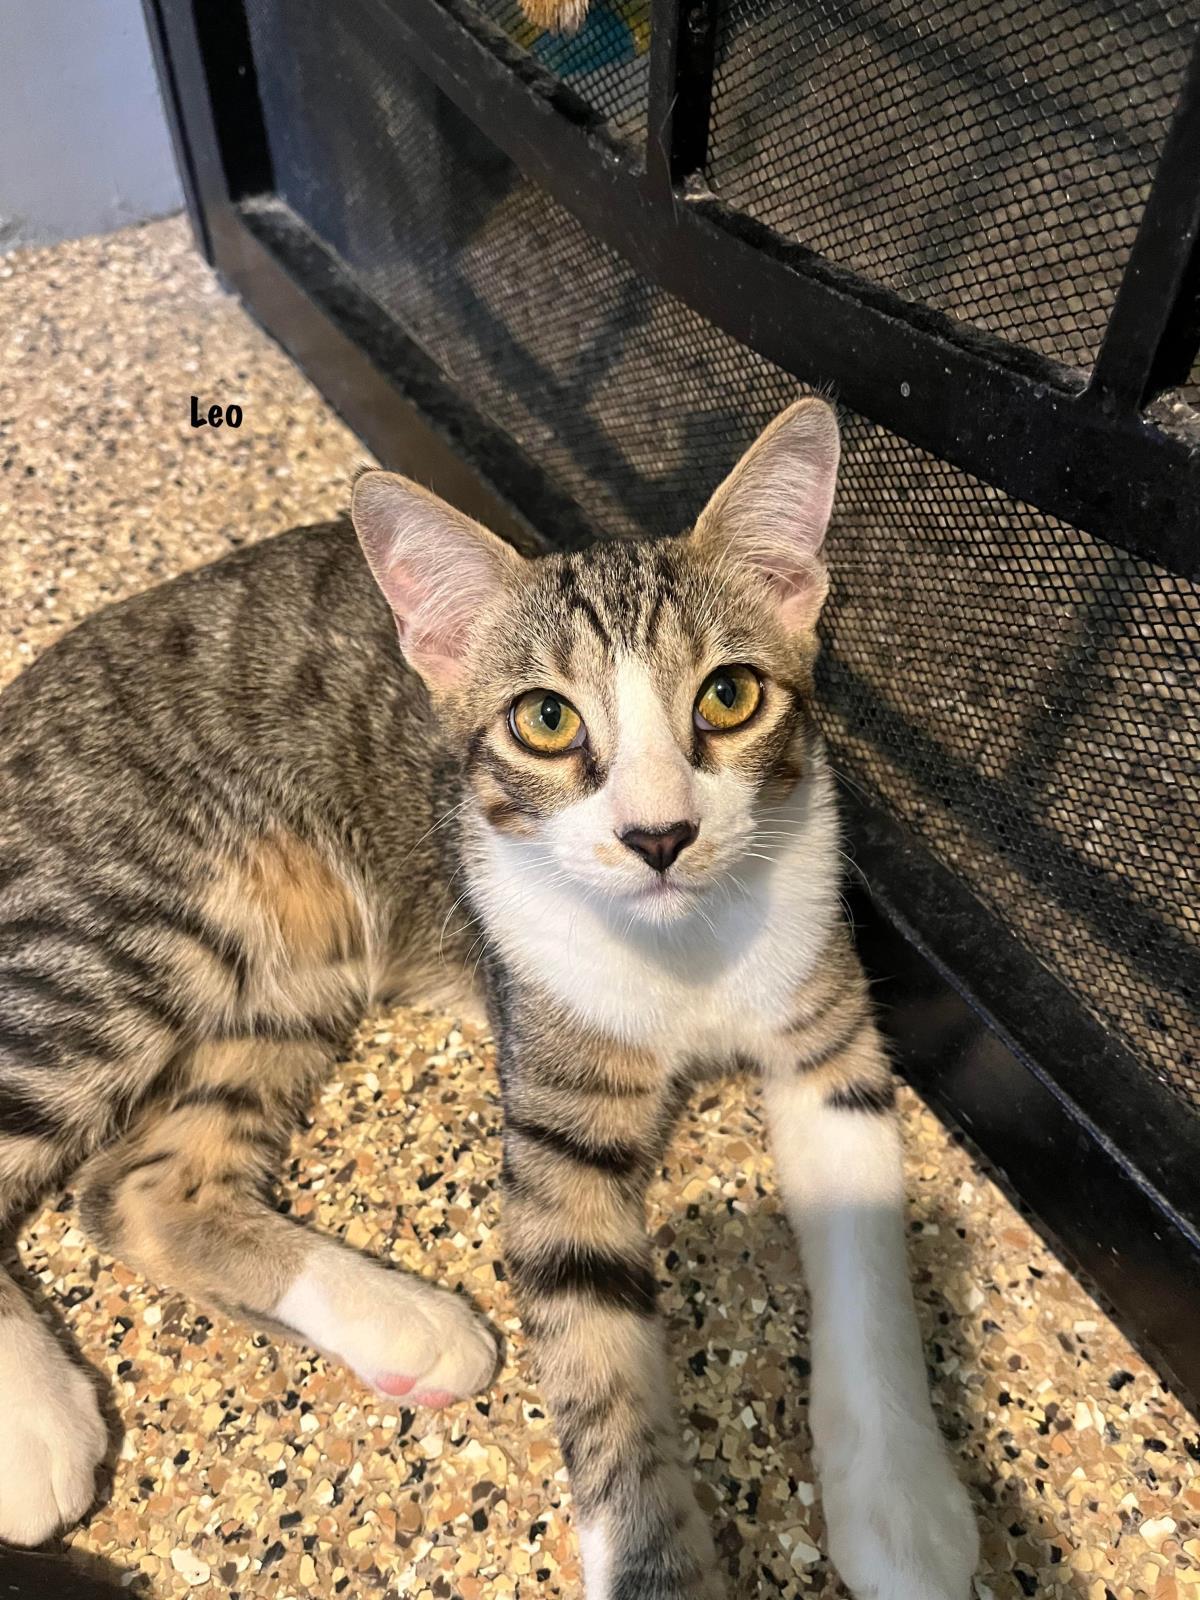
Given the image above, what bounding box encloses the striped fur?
[0,400,975,1600]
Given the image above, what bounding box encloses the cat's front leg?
[762,982,978,1600]
[501,1039,723,1600]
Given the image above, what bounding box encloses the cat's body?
[0,517,467,1023]
[0,401,977,1599]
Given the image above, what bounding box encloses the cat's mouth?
[635,876,685,898]
[622,871,704,923]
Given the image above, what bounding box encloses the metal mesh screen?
[707,0,1197,374]
[245,0,1200,1111]
[470,0,650,144]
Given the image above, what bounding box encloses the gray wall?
[0,0,183,254]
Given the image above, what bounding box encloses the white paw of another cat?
[0,1319,108,1545]
[276,1247,498,1407]
[823,1441,979,1600]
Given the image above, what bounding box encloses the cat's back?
[0,519,428,854]
[2,519,385,734]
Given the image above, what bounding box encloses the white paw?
[823,1440,979,1600]
[0,1318,107,1545]
[275,1248,497,1406]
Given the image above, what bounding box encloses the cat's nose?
[619,821,699,874]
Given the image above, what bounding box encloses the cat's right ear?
[352,472,523,691]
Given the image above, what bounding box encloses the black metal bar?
[1150,234,1200,401]
[188,0,273,203]
[377,0,1200,581]
[139,0,272,261]
[647,0,719,196]
[140,0,210,257]
[844,787,1200,1416]
[137,0,238,257]
[1088,31,1200,411]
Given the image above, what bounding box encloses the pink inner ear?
[383,559,473,683]
[387,563,454,653]
[770,556,828,632]
[382,561,433,632]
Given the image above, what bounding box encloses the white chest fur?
[470,770,842,1067]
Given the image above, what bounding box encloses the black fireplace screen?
[145,0,1200,1404]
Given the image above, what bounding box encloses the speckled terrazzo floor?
[2,216,1199,1600]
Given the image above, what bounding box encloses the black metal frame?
[138,0,1200,1413]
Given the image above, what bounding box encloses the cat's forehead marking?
[544,540,686,660]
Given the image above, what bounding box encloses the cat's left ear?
[691,397,840,634]
[352,471,524,690]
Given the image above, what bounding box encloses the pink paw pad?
[375,1373,416,1396]
[411,1388,457,1408]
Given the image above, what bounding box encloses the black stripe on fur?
[506,1243,658,1317]
[505,1114,643,1178]
[827,1079,896,1114]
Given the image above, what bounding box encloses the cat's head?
[352,398,839,925]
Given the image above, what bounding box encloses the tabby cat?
[0,399,977,1597]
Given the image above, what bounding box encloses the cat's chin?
[616,875,704,927]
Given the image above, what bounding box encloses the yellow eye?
[509,690,585,754]
[694,665,762,731]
